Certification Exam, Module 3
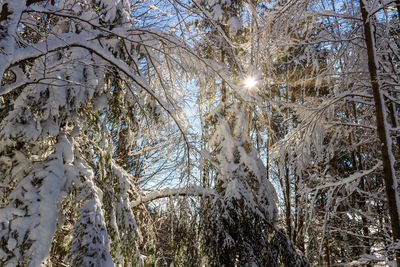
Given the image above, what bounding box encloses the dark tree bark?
[285,157,292,240]
[325,236,331,267]
[396,0,400,19]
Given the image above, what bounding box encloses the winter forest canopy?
[1,0,400,266]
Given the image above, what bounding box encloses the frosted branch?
[301,161,381,194]
[131,185,217,208]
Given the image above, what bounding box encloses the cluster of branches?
[0,0,307,266]
[262,0,400,266]
[1,0,400,266]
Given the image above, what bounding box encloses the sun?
[244,76,257,89]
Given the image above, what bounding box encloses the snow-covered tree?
[0,0,206,265]
[186,2,311,266]
[7,0,400,266]
[262,0,400,265]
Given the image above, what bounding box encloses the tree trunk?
[360,1,400,265]
[352,103,372,262]
[396,0,400,20]
[294,175,305,253]
[221,50,227,104]
[285,156,292,240]
[325,237,331,267]
[266,133,270,180]
[388,96,400,157]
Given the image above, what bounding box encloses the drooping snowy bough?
[0,0,309,266]
[0,0,200,265]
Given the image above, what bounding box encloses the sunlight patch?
[244,76,257,89]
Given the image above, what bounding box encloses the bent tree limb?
[131,185,217,208]
[0,0,46,79]
[360,0,400,265]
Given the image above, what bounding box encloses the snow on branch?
[0,31,100,82]
[301,161,382,194]
[71,41,192,159]
[131,185,217,208]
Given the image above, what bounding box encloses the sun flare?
[244,76,257,89]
